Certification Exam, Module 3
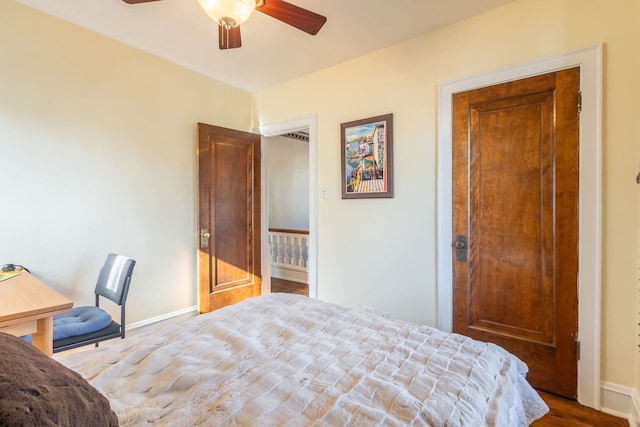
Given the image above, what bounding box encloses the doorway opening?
[266,131,310,297]
[259,116,318,299]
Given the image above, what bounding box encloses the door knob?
[455,235,467,262]
[200,228,211,249]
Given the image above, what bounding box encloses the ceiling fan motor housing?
[197,0,256,28]
[125,0,327,49]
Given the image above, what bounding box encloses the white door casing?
[437,45,603,408]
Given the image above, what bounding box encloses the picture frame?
[341,113,394,199]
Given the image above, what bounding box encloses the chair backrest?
[94,254,136,306]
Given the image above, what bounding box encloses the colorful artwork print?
[341,114,393,199]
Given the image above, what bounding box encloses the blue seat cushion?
[53,306,113,340]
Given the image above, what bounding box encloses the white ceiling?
[15,0,513,92]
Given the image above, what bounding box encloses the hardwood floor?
[271,278,308,296]
[533,391,629,426]
[268,279,630,426]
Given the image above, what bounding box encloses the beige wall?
[0,2,252,321]
[3,0,640,402]
[253,0,640,389]
[635,0,640,404]
[266,135,310,231]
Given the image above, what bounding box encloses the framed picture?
[341,113,394,199]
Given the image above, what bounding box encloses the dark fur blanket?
[0,332,118,426]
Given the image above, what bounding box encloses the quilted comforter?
[58,293,548,426]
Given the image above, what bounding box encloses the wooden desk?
[0,271,73,356]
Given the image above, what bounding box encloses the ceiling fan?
[122,0,327,50]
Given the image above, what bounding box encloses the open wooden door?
[452,68,580,398]
[198,123,261,313]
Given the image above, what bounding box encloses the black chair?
[53,254,136,353]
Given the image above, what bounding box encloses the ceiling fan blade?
[122,0,162,4]
[219,25,242,50]
[257,0,326,35]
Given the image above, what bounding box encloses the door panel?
[452,68,579,398]
[198,123,261,313]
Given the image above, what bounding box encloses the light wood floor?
[271,277,308,296]
[270,279,630,426]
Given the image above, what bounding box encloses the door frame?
[258,115,318,299]
[437,45,602,408]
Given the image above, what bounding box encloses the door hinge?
[577,91,582,115]
[576,340,581,360]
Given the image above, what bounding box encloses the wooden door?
[452,68,580,398]
[198,123,261,313]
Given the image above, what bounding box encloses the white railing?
[269,228,309,284]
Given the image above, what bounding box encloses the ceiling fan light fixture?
[197,0,256,28]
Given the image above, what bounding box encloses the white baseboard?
[631,388,640,427]
[600,381,639,426]
[128,305,197,332]
[271,265,308,284]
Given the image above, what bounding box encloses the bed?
[45,293,546,426]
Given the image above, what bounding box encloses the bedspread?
[58,293,548,426]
